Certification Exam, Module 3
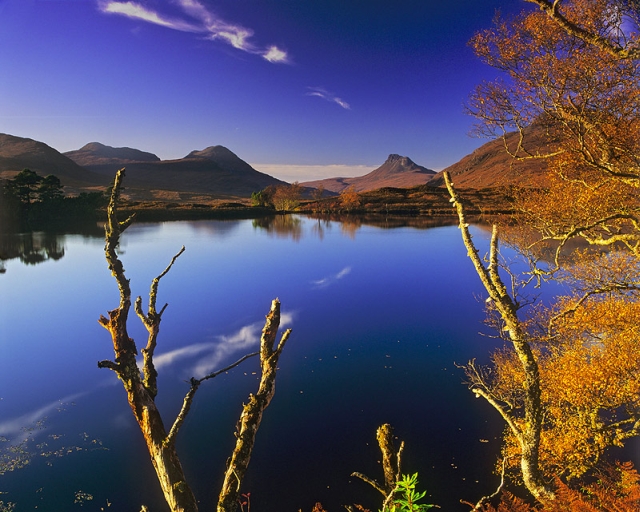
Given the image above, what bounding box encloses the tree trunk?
[444,171,555,504]
[98,169,198,512]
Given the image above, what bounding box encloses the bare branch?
[164,352,260,448]
[351,472,386,496]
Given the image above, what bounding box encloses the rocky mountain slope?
[302,154,436,193]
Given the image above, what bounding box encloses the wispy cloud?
[99,1,200,31]
[307,87,351,110]
[98,0,290,63]
[311,266,351,289]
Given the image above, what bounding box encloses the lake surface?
[1,216,634,511]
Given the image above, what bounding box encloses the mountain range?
[0,128,550,200]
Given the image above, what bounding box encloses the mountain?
[0,134,108,187]
[302,154,436,193]
[75,144,286,198]
[430,125,553,188]
[64,142,160,167]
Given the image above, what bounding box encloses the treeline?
[0,169,108,232]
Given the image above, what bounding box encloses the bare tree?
[98,169,291,512]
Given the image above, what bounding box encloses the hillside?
[430,125,552,188]
[302,154,436,193]
[0,134,108,188]
[74,145,286,200]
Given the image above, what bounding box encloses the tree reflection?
[0,232,67,272]
[253,213,461,242]
[252,215,303,241]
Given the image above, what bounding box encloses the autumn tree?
[467,0,640,252]
[445,0,640,505]
[272,181,302,211]
[98,169,291,512]
[340,185,361,212]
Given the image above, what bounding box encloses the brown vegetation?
[447,0,640,507]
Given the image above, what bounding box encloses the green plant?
[383,473,435,512]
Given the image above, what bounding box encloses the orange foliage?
[479,462,640,511]
[485,289,640,480]
[469,0,640,257]
[340,186,361,212]
[464,0,640,502]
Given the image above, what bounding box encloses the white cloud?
[307,86,351,110]
[336,267,351,279]
[99,1,199,31]
[99,0,290,63]
[250,163,376,183]
[263,45,289,63]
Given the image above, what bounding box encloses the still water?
[0,216,593,511]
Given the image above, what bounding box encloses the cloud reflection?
[311,266,351,289]
[154,311,294,378]
[0,391,88,438]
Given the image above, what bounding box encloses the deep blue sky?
[0,0,529,181]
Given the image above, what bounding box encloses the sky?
[0,0,529,182]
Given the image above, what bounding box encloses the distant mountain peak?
[301,153,435,193]
[385,154,414,166]
[185,145,237,161]
[64,142,160,166]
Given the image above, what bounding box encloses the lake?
[0,215,633,511]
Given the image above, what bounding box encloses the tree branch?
[164,352,259,449]
[525,0,640,59]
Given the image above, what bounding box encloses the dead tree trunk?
[352,423,405,509]
[98,169,291,512]
[98,169,198,512]
[444,171,555,504]
[217,300,292,512]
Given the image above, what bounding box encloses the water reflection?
[0,225,104,273]
[252,213,460,242]
[252,214,303,241]
[307,213,460,231]
[0,215,459,273]
[0,232,66,272]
